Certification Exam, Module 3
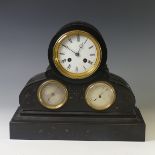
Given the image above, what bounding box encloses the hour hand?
[77,43,84,55]
[77,39,87,54]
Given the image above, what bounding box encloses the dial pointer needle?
[93,98,97,101]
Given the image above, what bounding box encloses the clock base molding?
[10,107,145,141]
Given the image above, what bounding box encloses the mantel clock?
[10,21,145,141]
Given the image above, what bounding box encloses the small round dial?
[85,81,116,110]
[53,30,102,79]
[37,80,68,109]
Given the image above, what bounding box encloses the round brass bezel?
[37,80,68,110]
[53,30,102,79]
[85,81,116,111]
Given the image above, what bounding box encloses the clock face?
[53,30,102,79]
[37,80,68,109]
[85,81,116,110]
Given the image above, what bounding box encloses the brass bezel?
[53,30,102,79]
[37,80,68,110]
[85,81,116,111]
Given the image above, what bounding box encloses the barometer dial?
[53,30,102,79]
[85,81,116,110]
[37,80,68,109]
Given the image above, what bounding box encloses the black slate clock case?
[10,21,145,141]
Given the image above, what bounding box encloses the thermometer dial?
[85,81,116,110]
[37,80,68,109]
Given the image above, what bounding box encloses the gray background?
[0,0,154,140]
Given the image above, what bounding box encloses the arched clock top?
[48,21,107,80]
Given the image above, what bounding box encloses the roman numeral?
[61,59,66,63]
[88,60,93,65]
[59,53,65,55]
[90,54,95,56]
[62,44,67,48]
[67,64,71,69]
[83,66,86,70]
[75,66,78,72]
[89,45,93,49]
[77,34,80,42]
[68,38,72,43]
[84,39,88,44]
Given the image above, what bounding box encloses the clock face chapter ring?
[52,30,102,79]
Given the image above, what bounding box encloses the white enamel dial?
[53,30,101,79]
[59,35,97,73]
[37,80,68,109]
[85,81,116,110]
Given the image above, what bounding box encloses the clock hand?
[93,91,105,101]
[98,90,108,100]
[83,38,88,45]
[62,44,78,56]
[93,98,97,101]
[99,88,108,96]
[48,90,57,101]
[100,91,105,96]
[77,43,83,54]
[77,39,87,55]
[66,45,80,56]
[66,46,77,54]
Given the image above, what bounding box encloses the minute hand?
[64,45,77,54]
